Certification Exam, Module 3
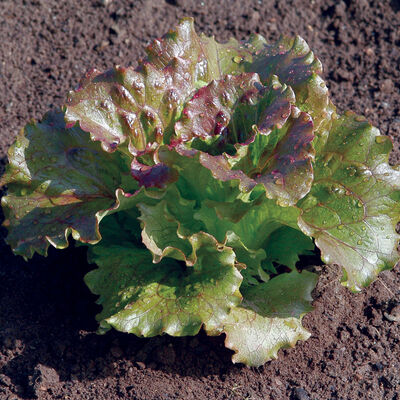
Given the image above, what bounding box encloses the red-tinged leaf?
[194,108,315,206]
[246,34,334,136]
[65,18,251,155]
[130,159,177,189]
[0,111,140,258]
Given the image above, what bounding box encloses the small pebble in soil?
[292,387,310,400]
[364,47,374,56]
[372,362,384,371]
[383,304,400,322]
[380,79,394,93]
[29,364,59,395]
[0,374,11,387]
[135,361,146,370]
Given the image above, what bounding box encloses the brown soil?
[0,1,399,399]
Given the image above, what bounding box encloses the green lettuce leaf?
[157,145,246,205]
[195,196,300,250]
[194,193,306,283]
[213,270,317,367]
[263,226,315,272]
[85,218,243,336]
[137,199,197,264]
[298,112,400,291]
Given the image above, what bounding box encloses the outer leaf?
[0,111,136,258]
[298,113,400,291]
[85,224,243,336]
[65,18,250,154]
[215,271,317,367]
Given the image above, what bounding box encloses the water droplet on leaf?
[375,136,386,144]
[346,166,357,176]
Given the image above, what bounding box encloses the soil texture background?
[0,1,400,399]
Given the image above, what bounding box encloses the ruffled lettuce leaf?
[64,18,332,156]
[212,270,317,367]
[134,144,315,288]
[0,111,139,258]
[174,73,295,147]
[194,195,306,284]
[245,34,336,151]
[135,148,266,273]
[65,18,251,155]
[85,214,242,336]
[137,199,198,264]
[298,113,400,291]
[173,73,314,206]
